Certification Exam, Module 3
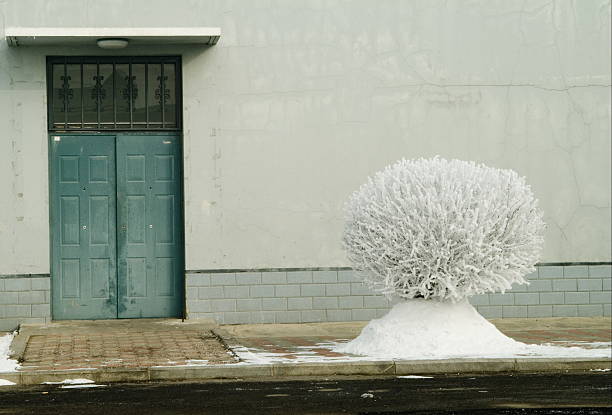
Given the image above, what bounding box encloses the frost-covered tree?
[343,157,545,302]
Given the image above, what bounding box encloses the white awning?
[5,27,221,47]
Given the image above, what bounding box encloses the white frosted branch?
[343,157,545,301]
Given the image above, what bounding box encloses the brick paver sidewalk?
[20,331,235,370]
[16,319,236,371]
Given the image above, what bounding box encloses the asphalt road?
[0,373,610,414]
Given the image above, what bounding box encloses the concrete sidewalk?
[1,317,610,386]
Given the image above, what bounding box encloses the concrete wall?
[0,0,610,276]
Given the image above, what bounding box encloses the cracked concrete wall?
[0,1,50,275]
[1,0,610,274]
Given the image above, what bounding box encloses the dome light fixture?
[97,38,129,49]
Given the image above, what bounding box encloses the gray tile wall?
[185,265,611,324]
[185,269,395,324]
[469,265,611,319]
[1,265,609,330]
[0,276,51,331]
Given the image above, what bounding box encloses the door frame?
[48,131,186,320]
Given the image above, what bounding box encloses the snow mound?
[0,379,16,386]
[335,300,611,359]
[0,333,20,373]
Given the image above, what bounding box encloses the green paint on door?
[50,134,183,320]
[117,135,184,318]
[51,135,117,319]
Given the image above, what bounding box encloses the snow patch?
[397,375,433,379]
[185,359,209,365]
[151,359,213,368]
[43,378,95,385]
[547,341,611,348]
[360,393,374,398]
[334,300,612,359]
[0,332,20,372]
[61,384,106,389]
[230,344,387,365]
[0,379,16,386]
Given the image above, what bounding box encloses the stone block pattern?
[0,276,51,331]
[186,270,397,324]
[468,265,611,319]
[185,265,611,324]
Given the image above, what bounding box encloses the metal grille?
[47,56,181,131]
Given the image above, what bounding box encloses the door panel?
[116,134,183,318]
[51,135,117,319]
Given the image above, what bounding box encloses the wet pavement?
[0,373,610,414]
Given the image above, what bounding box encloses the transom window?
[47,56,181,131]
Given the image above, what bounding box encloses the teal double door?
[50,134,184,319]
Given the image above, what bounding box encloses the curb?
[8,327,31,362]
[1,358,610,386]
